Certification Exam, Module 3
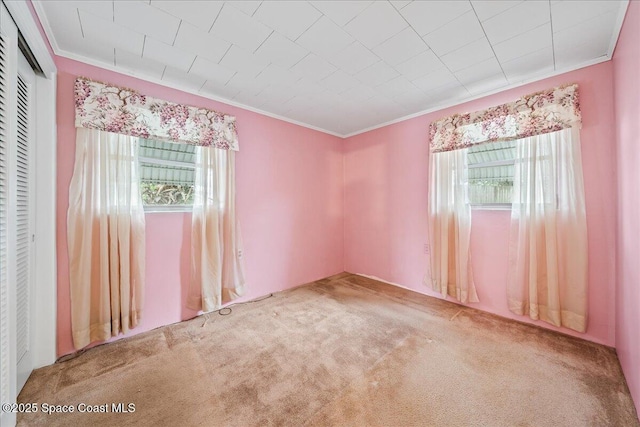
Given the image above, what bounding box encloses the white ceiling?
[35,0,628,137]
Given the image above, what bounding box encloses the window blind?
[139,139,195,185]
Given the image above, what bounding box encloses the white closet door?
[0,26,11,420]
[0,4,18,426]
[15,51,35,393]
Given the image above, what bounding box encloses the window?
[138,139,195,211]
[467,140,516,208]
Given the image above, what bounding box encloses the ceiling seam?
[207,3,225,33]
[76,8,84,39]
[391,0,468,96]
[549,0,557,70]
[172,20,182,46]
[469,2,508,82]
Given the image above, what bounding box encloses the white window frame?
[468,153,515,211]
[138,142,196,214]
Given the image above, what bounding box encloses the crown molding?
[4,0,56,77]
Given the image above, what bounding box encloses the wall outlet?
[423,243,430,254]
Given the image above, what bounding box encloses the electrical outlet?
[423,243,430,254]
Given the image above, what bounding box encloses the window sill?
[144,206,193,214]
[471,204,512,211]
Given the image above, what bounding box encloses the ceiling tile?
[189,56,235,86]
[454,56,503,83]
[201,80,241,100]
[72,40,115,66]
[482,1,550,45]
[38,0,627,136]
[423,10,485,56]
[375,76,421,99]
[390,1,412,11]
[493,23,551,63]
[290,77,327,98]
[551,0,621,33]
[440,37,494,72]
[355,61,400,86]
[143,37,196,72]
[258,98,296,116]
[395,50,443,81]
[366,95,404,115]
[73,1,114,19]
[150,1,223,32]
[38,2,84,50]
[255,63,301,87]
[254,32,308,68]
[391,89,430,111]
[501,47,554,83]
[226,73,269,96]
[232,89,263,106]
[79,11,145,56]
[253,1,321,40]
[319,70,361,94]
[554,10,615,52]
[327,41,379,75]
[290,53,337,81]
[210,4,272,52]
[228,1,263,16]
[425,81,470,106]
[400,1,472,36]
[310,1,373,26]
[296,17,355,59]
[173,22,231,63]
[412,68,458,92]
[465,76,509,96]
[283,96,318,114]
[345,1,407,49]
[219,45,269,77]
[162,66,207,91]
[254,84,296,105]
[114,1,181,45]
[115,49,166,80]
[373,28,428,66]
[554,11,615,68]
[341,84,378,102]
[471,0,523,22]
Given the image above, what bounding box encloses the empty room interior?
[1,0,639,425]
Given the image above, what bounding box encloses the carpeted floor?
[18,273,639,426]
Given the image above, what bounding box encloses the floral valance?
[74,77,239,150]
[429,84,581,153]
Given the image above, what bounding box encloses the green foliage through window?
[140,182,194,206]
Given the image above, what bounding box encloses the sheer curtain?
[428,148,478,303]
[187,146,245,312]
[67,128,146,349]
[508,127,588,332]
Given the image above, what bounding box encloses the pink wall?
[344,62,618,347]
[55,58,344,356]
[613,0,640,411]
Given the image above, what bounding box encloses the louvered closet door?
[15,51,35,393]
[0,29,10,416]
[0,5,18,426]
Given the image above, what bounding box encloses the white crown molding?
[31,0,629,140]
[342,55,612,138]
[608,0,630,57]
[4,0,56,77]
[32,1,344,138]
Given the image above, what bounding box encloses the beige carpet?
[18,273,639,426]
